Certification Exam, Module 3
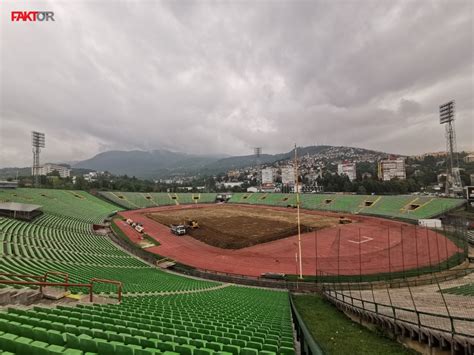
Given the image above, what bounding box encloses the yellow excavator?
[184,219,199,229]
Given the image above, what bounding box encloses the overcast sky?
[1,0,473,167]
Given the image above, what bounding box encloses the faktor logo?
[11,11,55,22]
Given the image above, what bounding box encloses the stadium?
[0,187,472,354]
[2,0,473,353]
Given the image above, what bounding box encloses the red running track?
[117,204,462,277]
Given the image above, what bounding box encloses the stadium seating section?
[98,190,464,221]
[0,188,295,354]
[0,189,120,224]
[442,283,474,297]
[228,193,464,220]
[0,287,293,354]
[97,192,218,210]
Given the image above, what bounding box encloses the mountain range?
[73,145,389,179]
[0,145,392,180]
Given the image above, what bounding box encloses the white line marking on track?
[347,236,373,244]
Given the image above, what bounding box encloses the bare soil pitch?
[147,205,340,249]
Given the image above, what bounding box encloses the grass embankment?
[143,233,161,246]
[293,294,416,355]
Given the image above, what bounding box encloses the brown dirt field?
[147,205,340,249]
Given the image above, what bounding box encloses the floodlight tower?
[32,131,45,187]
[253,147,262,191]
[439,101,462,195]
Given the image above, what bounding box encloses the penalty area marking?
[348,236,373,244]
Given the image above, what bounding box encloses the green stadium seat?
[262,344,278,352]
[13,336,33,355]
[194,349,216,355]
[0,333,18,352]
[0,189,295,355]
[279,347,296,355]
[136,349,162,355]
[240,348,259,355]
[47,329,65,345]
[174,344,196,355]
[29,340,50,355]
[46,344,66,354]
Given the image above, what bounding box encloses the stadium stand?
[442,283,474,296]
[0,287,294,354]
[175,194,194,205]
[121,193,156,209]
[100,191,464,220]
[0,216,217,294]
[0,189,119,224]
[98,192,217,209]
[298,194,329,211]
[198,193,218,204]
[0,188,296,353]
[228,193,464,220]
[252,194,296,207]
[95,192,138,210]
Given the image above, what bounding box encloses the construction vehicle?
[170,224,187,236]
[184,219,199,229]
[135,225,144,233]
[339,216,352,224]
[418,219,442,228]
[261,272,286,280]
[126,219,133,225]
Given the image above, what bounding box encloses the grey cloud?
[399,99,422,116]
[0,0,473,168]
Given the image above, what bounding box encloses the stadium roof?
[0,202,42,212]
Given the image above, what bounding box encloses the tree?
[343,181,352,192]
[47,170,60,177]
[357,185,367,195]
[74,176,87,190]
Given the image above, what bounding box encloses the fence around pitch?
[107,216,469,289]
[305,221,469,281]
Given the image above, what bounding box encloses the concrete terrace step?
[0,286,120,311]
[0,287,42,306]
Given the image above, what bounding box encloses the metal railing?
[289,295,325,355]
[322,284,474,340]
[0,272,122,303]
[318,267,473,290]
[44,271,69,291]
[90,278,123,303]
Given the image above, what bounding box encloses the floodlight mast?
[32,131,45,187]
[439,101,462,195]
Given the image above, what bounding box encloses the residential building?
[378,158,406,181]
[36,164,71,178]
[337,161,357,181]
